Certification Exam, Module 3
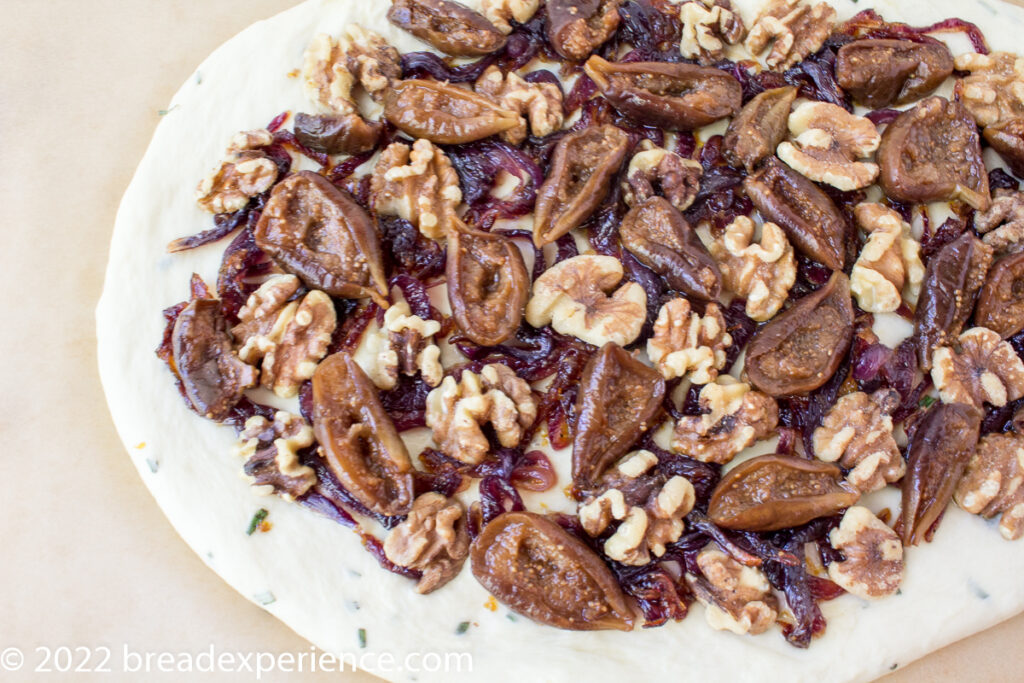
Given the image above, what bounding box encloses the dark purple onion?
[478,475,525,527]
[379,217,447,281]
[866,108,902,126]
[990,168,1021,191]
[446,140,544,228]
[378,374,431,432]
[401,51,496,83]
[216,224,272,324]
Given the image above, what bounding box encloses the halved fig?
[534,124,630,246]
[900,402,982,545]
[470,511,636,630]
[723,86,798,172]
[254,171,388,305]
[835,39,954,108]
[172,299,258,420]
[743,157,847,270]
[976,251,1024,338]
[447,220,530,346]
[708,454,860,532]
[584,55,742,131]
[620,196,721,301]
[388,0,507,56]
[914,231,993,368]
[546,0,621,62]
[877,97,990,211]
[573,342,666,488]
[293,112,382,155]
[384,80,522,145]
[312,352,415,517]
[745,271,854,396]
[983,118,1024,178]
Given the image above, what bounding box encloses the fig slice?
[546,0,621,62]
[470,511,636,630]
[387,0,507,57]
[745,271,854,397]
[446,220,530,346]
[254,171,388,306]
[900,402,982,545]
[620,196,721,301]
[293,112,382,155]
[835,39,954,108]
[534,124,630,247]
[723,86,798,172]
[312,352,415,517]
[877,97,990,211]
[384,79,522,145]
[573,342,666,488]
[984,118,1024,178]
[976,251,1024,338]
[708,454,860,532]
[744,157,848,270]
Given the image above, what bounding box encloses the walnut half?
[672,377,779,465]
[384,492,471,593]
[710,216,796,322]
[370,139,462,241]
[195,129,278,215]
[233,411,318,500]
[687,544,779,635]
[975,188,1024,254]
[955,432,1024,540]
[355,300,443,390]
[475,66,564,145]
[827,506,904,599]
[745,0,836,71]
[955,51,1024,128]
[777,101,881,191]
[647,298,732,384]
[622,140,703,213]
[679,0,746,65]
[931,327,1024,409]
[850,203,925,313]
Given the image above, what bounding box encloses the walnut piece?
[955,432,1024,540]
[777,101,881,191]
[195,129,278,214]
[231,275,337,398]
[425,364,537,464]
[745,0,836,71]
[932,327,1024,409]
[709,216,796,322]
[622,140,703,212]
[955,51,1024,128]
[480,0,540,34]
[578,450,696,566]
[525,255,647,347]
[369,139,462,240]
[812,389,905,493]
[355,300,443,390]
[302,33,358,115]
[679,0,746,65]
[827,506,903,599]
[233,411,317,499]
[849,203,925,312]
[672,377,779,465]
[975,188,1024,254]
[475,66,564,145]
[688,544,778,635]
[339,24,401,104]
[647,298,732,383]
[384,492,470,593]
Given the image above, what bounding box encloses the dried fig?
[254,171,388,305]
[470,511,636,630]
[312,352,415,517]
[293,112,382,155]
[723,85,798,172]
[584,55,742,131]
[620,196,721,301]
[745,271,854,396]
[983,118,1024,178]
[546,0,621,62]
[835,39,954,108]
[708,454,860,532]
[447,220,530,346]
[900,402,982,545]
[534,124,630,246]
[976,251,1024,338]
[388,0,507,56]
[384,79,522,145]
[573,343,666,488]
[744,157,847,270]
[877,97,990,211]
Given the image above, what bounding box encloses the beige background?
[1,0,1021,680]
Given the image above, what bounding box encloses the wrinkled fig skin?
[984,119,1024,178]
[877,97,990,211]
[723,86,798,172]
[901,402,982,546]
[620,196,721,300]
[547,0,622,62]
[172,299,258,421]
[573,343,666,489]
[294,112,382,155]
[835,39,954,108]
[914,232,992,368]
[312,353,415,517]
[388,0,507,56]
[447,222,530,346]
[470,512,636,630]
[744,157,848,271]
[534,125,630,246]
[976,251,1024,339]
[384,80,522,145]
[584,56,742,131]
[745,272,854,397]
[254,171,388,305]
[708,455,860,532]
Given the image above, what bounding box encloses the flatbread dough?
[97,0,1024,681]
